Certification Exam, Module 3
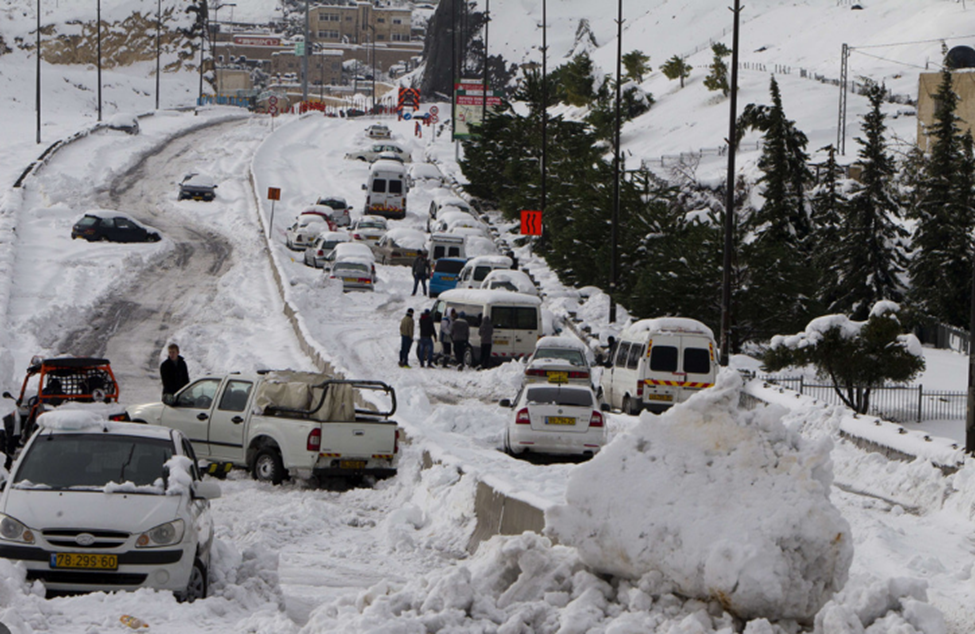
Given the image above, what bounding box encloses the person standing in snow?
[399,308,415,368]
[452,312,470,370]
[160,343,190,399]
[440,309,455,365]
[411,252,430,297]
[417,308,436,368]
[478,313,494,369]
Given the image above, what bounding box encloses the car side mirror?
[600,402,611,412]
[499,399,511,408]
[163,394,176,406]
[361,184,367,190]
[193,480,222,500]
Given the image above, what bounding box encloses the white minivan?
[362,158,409,219]
[600,317,717,415]
[430,289,542,366]
[455,255,513,290]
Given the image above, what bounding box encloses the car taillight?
[569,371,590,379]
[317,249,324,256]
[307,428,321,451]
[637,382,644,397]
[525,369,547,377]
[392,251,402,257]
[516,408,530,425]
[589,411,604,427]
[394,429,400,454]
[353,233,362,240]
[109,413,129,422]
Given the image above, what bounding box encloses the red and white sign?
[268,96,278,106]
[429,105,439,115]
[520,210,542,236]
[233,35,282,47]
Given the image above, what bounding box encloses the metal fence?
[756,375,966,423]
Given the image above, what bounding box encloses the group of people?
[399,307,494,370]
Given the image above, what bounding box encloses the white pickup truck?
[125,371,400,484]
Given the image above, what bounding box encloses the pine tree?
[808,145,847,310]
[558,52,597,107]
[703,43,730,96]
[829,82,909,319]
[621,50,650,83]
[661,55,692,88]
[909,56,975,327]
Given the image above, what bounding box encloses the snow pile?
[546,370,853,622]
[815,575,946,634]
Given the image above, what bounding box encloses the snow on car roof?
[534,335,588,351]
[360,215,389,225]
[301,205,334,215]
[82,209,147,225]
[315,230,351,241]
[384,228,426,248]
[433,193,470,207]
[182,173,215,187]
[438,288,541,306]
[465,255,512,268]
[334,242,375,261]
[37,409,173,441]
[622,317,715,340]
[333,258,372,269]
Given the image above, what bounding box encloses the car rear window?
[492,306,538,330]
[684,347,711,374]
[533,348,586,366]
[388,180,403,194]
[15,434,174,490]
[76,216,99,228]
[335,263,370,275]
[473,266,495,282]
[371,179,386,193]
[649,345,678,372]
[435,259,465,274]
[526,387,593,407]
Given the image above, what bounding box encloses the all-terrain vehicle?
[2,357,121,458]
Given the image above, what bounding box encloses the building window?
[393,18,402,24]
[377,34,386,41]
[377,18,386,23]
[330,14,340,21]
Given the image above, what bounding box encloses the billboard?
[233,35,282,47]
[452,81,504,140]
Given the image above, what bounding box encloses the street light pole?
[540,0,547,214]
[719,0,742,366]
[155,0,161,109]
[367,24,376,114]
[610,0,623,324]
[481,0,489,129]
[301,0,309,102]
[213,2,235,98]
[198,0,206,104]
[36,0,41,144]
[97,0,102,121]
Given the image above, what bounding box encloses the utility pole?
[836,43,850,155]
[97,0,102,121]
[451,0,457,141]
[198,0,206,104]
[35,0,41,143]
[368,24,376,113]
[155,0,161,109]
[968,251,975,453]
[301,0,309,102]
[719,0,742,366]
[481,0,489,129]
[609,0,623,324]
[540,0,547,214]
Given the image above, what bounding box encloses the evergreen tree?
[908,56,975,327]
[829,82,909,319]
[808,145,847,310]
[703,43,730,96]
[622,50,650,83]
[661,55,692,88]
[557,52,597,107]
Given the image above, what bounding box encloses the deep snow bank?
[546,370,853,622]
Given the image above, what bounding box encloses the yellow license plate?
[492,337,508,345]
[546,416,575,426]
[339,460,366,470]
[547,371,569,384]
[442,276,456,282]
[51,553,118,570]
[343,277,357,283]
[646,393,673,402]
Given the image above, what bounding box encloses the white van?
[430,289,542,366]
[455,255,513,290]
[427,232,466,264]
[428,192,473,223]
[362,158,409,219]
[600,317,717,415]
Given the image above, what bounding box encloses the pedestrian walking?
[418,308,436,368]
[399,308,415,367]
[411,252,430,296]
[160,343,190,399]
[440,309,455,365]
[415,120,422,138]
[452,311,470,370]
[478,313,494,369]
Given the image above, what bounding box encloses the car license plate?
[646,393,673,402]
[546,416,575,426]
[443,276,456,282]
[492,337,508,345]
[343,277,357,283]
[339,460,366,470]
[547,371,569,384]
[51,553,118,570]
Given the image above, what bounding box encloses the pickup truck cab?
[125,372,400,484]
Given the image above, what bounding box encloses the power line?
[852,33,975,50]
[850,49,931,71]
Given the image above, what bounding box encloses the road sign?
[403,112,412,120]
[520,210,542,236]
[268,106,278,116]
[268,187,281,201]
[429,105,439,115]
[268,95,278,106]
[430,115,439,124]
[294,41,305,56]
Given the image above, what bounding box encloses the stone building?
[308,1,412,45]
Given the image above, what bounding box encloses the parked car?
[600,317,717,415]
[408,163,444,187]
[329,259,376,292]
[429,257,467,298]
[426,232,466,264]
[350,215,388,243]
[480,269,537,295]
[455,255,513,290]
[465,235,501,258]
[346,143,411,163]
[373,227,426,265]
[303,230,351,268]
[428,193,473,223]
[71,211,161,243]
[3,356,121,450]
[432,210,488,237]
[363,158,409,219]
[0,412,220,600]
[365,123,392,139]
[106,112,140,135]
[178,173,217,201]
[314,196,353,227]
[499,385,608,458]
[524,336,595,389]
[286,214,333,250]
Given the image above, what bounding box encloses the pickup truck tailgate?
[318,421,398,457]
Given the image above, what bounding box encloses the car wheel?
[503,430,513,455]
[252,447,286,484]
[177,558,208,603]
[623,395,641,416]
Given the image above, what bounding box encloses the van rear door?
[678,336,715,401]
[490,305,540,359]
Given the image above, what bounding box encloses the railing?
[755,375,966,423]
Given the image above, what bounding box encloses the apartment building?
[309,0,412,45]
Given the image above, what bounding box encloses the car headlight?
[136,519,185,548]
[0,514,35,544]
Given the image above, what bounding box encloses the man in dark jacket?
[452,312,470,370]
[399,308,415,367]
[411,252,430,297]
[417,308,436,368]
[160,343,190,399]
[478,313,494,369]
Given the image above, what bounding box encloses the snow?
[623,316,716,339]
[1,0,975,632]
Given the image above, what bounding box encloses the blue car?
[429,257,467,298]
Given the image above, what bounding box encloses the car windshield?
[14,433,174,491]
[525,387,593,407]
[533,348,587,366]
